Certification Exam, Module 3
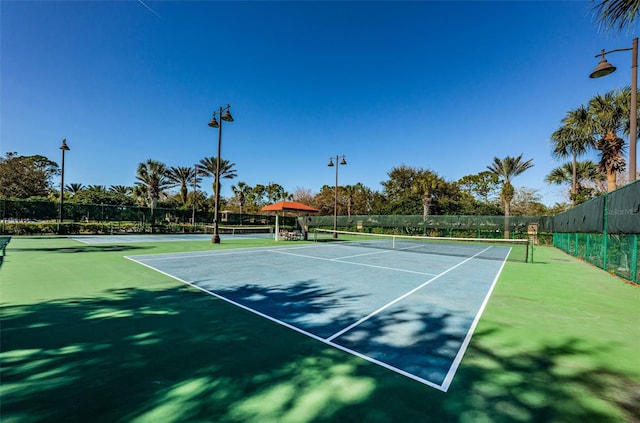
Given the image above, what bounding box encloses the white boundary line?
[439,257,508,392]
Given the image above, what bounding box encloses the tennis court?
[127,237,511,391]
[2,236,638,422]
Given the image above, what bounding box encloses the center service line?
[325,247,492,342]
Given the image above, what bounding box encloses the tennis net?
[205,225,274,238]
[313,229,532,263]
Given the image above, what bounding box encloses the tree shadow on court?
[2,285,638,422]
[329,307,468,386]
[214,280,366,338]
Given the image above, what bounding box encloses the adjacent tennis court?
[126,236,511,391]
[72,226,274,244]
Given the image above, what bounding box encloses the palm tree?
[65,183,84,196]
[343,185,356,221]
[135,159,170,211]
[487,154,534,239]
[231,181,251,215]
[591,0,640,32]
[250,184,267,209]
[166,166,195,205]
[545,160,605,203]
[411,170,445,222]
[132,184,147,207]
[197,156,237,195]
[588,89,628,191]
[266,182,286,203]
[550,105,596,204]
[109,185,131,196]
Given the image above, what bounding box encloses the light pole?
[208,104,234,243]
[327,155,346,238]
[590,37,638,183]
[58,139,70,234]
[192,164,198,231]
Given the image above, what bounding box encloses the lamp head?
[60,139,70,151]
[221,110,234,122]
[590,55,617,78]
[327,158,335,167]
[340,156,347,165]
[208,116,220,128]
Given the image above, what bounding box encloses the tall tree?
[265,182,286,203]
[0,152,59,198]
[135,159,170,211]
[197,156,237,195]
[336,184,372,220]
[457,171,501,204]
[343,185,356,220]
[132,184,147,207]
[380,164,422,215]
[166,166,195,205]
[411,170,446,221]
[231,181,251,214]
[350,183,376,215]
[73,185,132,205]
[250,184,267,209]
[550,105,596,204]
[314,185,341,216]
[381,164,420,203]
[487,154,534,238]
[588,89,629,191]
[291,187,315,206]
[545,160,605,204]
[509,187,548,216]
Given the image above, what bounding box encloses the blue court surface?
[126,241,510,392]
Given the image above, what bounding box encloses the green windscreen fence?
[552,181,639,283]
[1,181,637,282]
[0,200,296,234]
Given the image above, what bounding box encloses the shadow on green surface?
[8,245,152,253]
[2,283,638,422]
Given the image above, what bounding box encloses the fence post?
[602,193,608,271]
[631,234,638,283]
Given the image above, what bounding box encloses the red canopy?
[261,201,319,213]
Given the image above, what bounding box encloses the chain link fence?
[552,180,639,283]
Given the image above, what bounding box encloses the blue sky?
[1,1,637,206]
